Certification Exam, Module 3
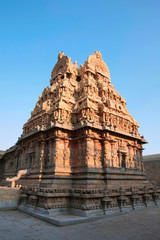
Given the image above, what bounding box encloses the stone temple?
[1,51,160,216]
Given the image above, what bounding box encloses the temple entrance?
[121,154,126,168]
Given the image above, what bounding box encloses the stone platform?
[18,205,89,226]
[18,202,160,227]
[0,187,20,210]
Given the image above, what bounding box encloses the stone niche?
[1,51,160,216]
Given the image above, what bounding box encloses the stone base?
[70,208,104,217]
[0,187,20,210]
[18,201,160,226]
[18,205,93,226]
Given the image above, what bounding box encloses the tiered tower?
[2,51,159,216]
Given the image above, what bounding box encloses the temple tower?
[1,51,159,216]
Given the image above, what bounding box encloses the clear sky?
[0,0,160,155]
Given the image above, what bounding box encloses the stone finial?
[74,60,78,68]
[94,50,102,59]
[58,51,65,60]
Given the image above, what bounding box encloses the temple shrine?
[1,51,159,216]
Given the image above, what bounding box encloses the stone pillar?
[47,140,53,168]
[85,137,94,168]
[81,139,86,167]
[103,140,111,167]
[128,145,132,168]
[129,146,134,168]
[48,140,52,162]
[30,152,35,169]
[125,153,129,168]
[78,139,82,167]
[35,142,40,169]
[111,141,117,167]
[135,149,139,170]
[40,141,45,173]
[54,138,60,169]
[53,137,71,174]
[111,142,114,167]
[94,139,102,168]
[63,139,70,167]
[133,146,137,169]
[117,152,121,168]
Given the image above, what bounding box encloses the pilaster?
[110,140,117,167]
[85,137,94,168]
[94,139,102,168]
[40,141,45,173]
[103,139,111,167]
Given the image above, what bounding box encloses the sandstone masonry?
[1,51,160,216]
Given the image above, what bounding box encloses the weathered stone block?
[0,187,20,210]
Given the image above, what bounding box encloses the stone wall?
[0,151,5,183]
[143,154,160,186]
[0,187,20,210]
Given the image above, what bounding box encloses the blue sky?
[0,0,160,155]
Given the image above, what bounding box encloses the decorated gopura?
[1,51,160,215]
